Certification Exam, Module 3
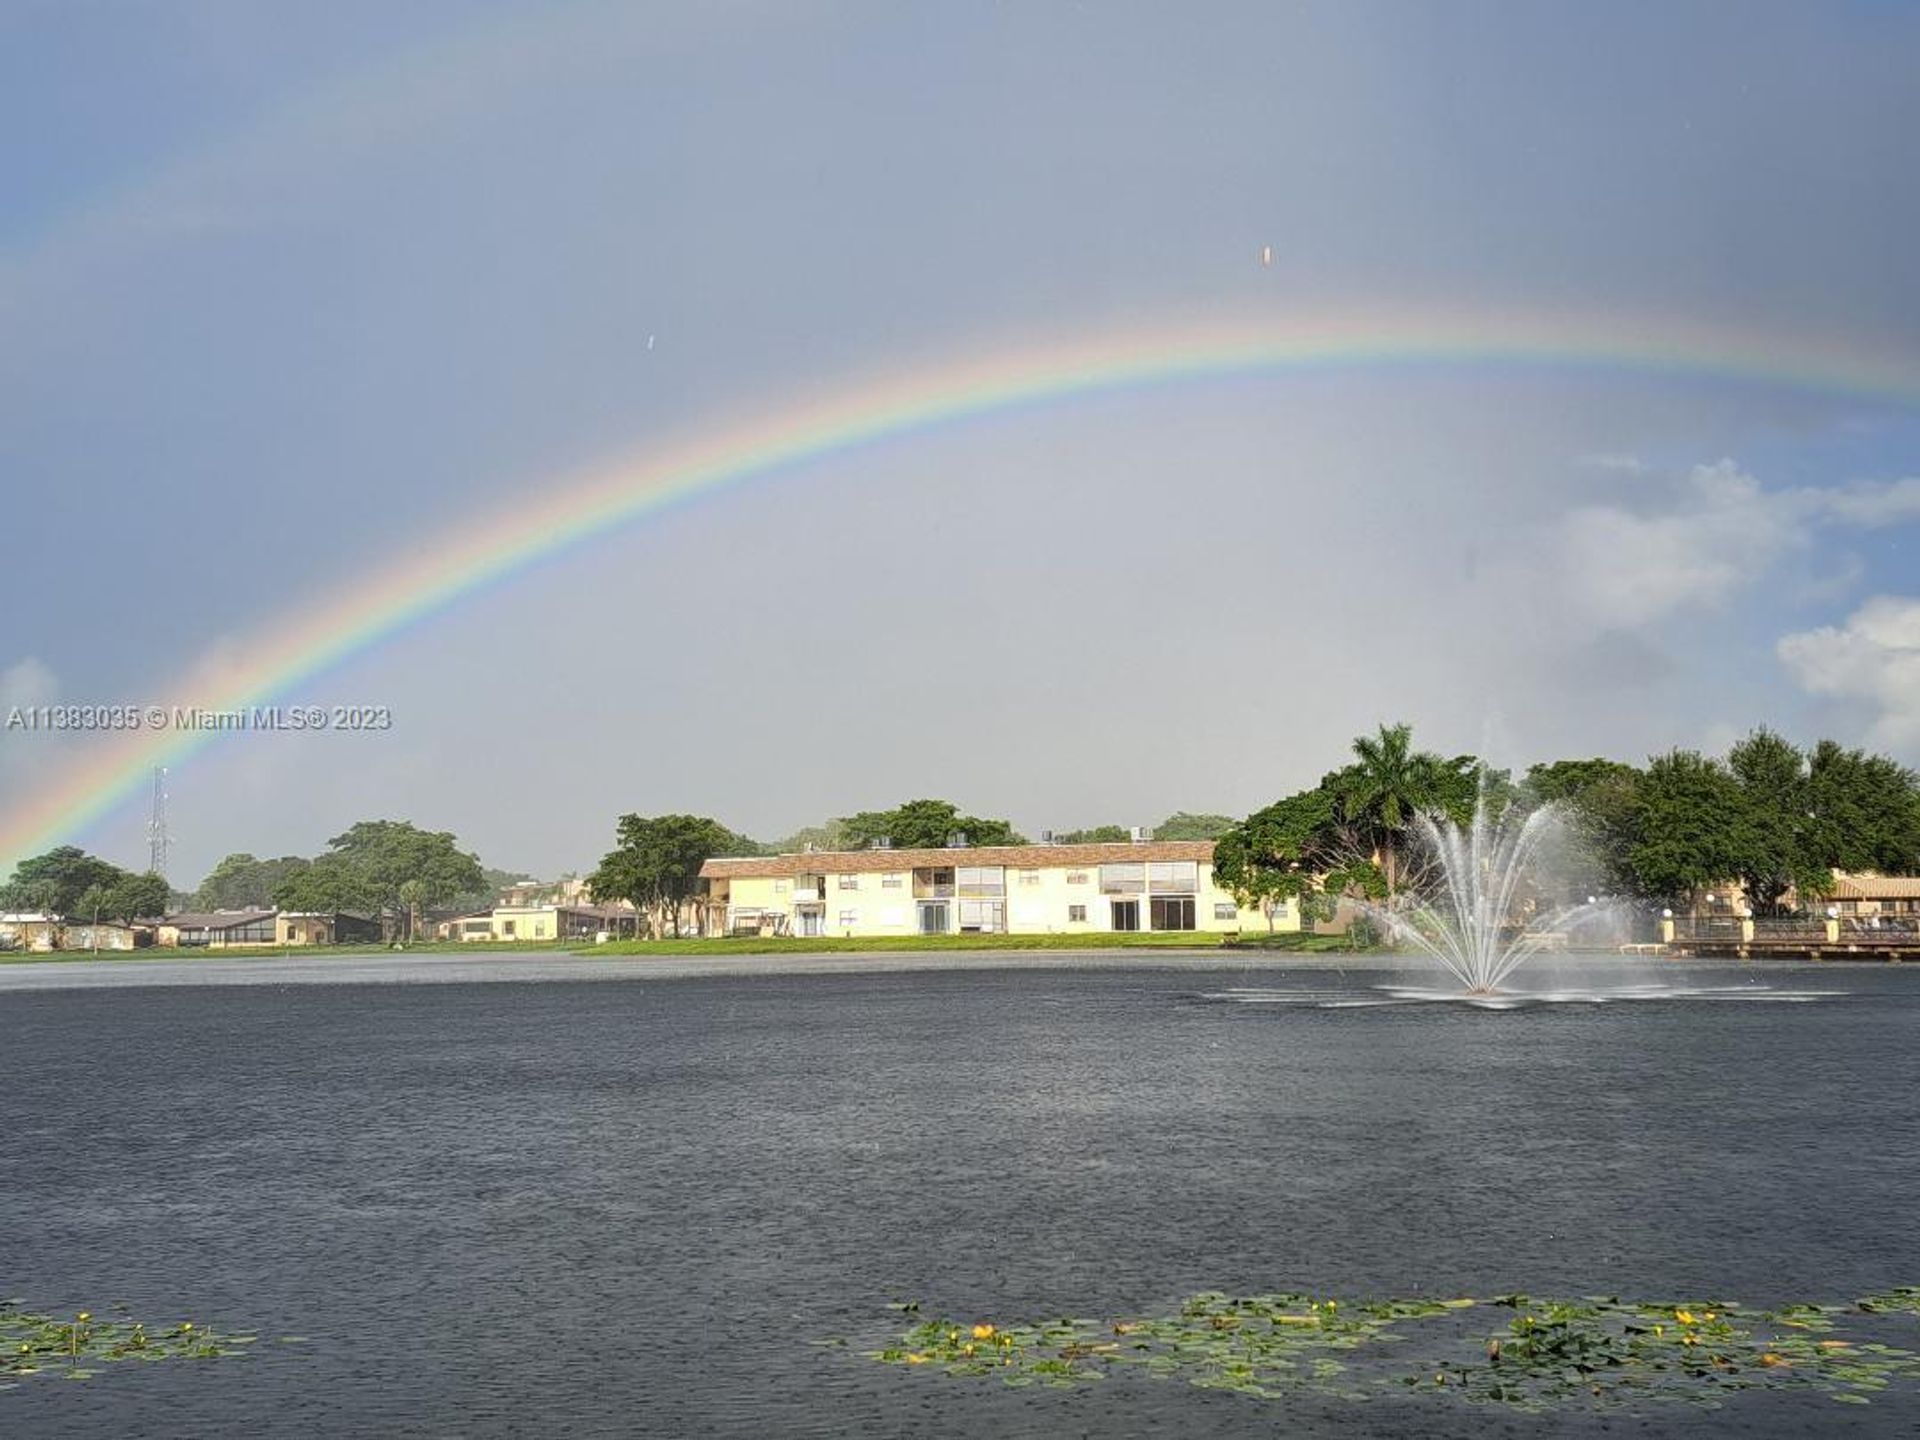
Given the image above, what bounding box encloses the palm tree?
[1338,722,1466,898]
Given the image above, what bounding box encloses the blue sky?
[4,1,1919,881]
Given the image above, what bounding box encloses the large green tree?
[587,813,744,937]
[271,821,486,939]
[1628,750,1754,904]
[1804,739,1920,877]
[838,799,1023,850]
[0,846,159,917]
[1212,783,1384,929]
[1333,723,1477,896]
[1725,729,1829,914]
[193,853,313,910]
[1523,757,1645,897]
[1152,812,1238,841]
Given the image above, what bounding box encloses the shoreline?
[0,946,1886,992]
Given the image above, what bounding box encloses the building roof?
[699,840,1216,880]
[1829,872,1920,900]
[163,909,277,929]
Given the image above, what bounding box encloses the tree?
[766,821,845,855]
[193,853,312,910]
[1804,739,1920,877]
[1212,783,1385,931]
[1628,750,1753,904]
[1152,813,1238,841]
[1334,723,1477,896]
[1054,825,1130,844]
[1523,757,1645,898]
[838,800,1024,850]
[271,821,485,939]
[105,871,171,922]
[1726,729,1827,914]
[587,813,740,938]
[0,846,126,915]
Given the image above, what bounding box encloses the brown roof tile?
[1829,872,1920,900]
[699,840,1215,880]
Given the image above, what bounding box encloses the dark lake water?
[3,956,1917,1435]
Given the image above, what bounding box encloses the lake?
[2,952,1916,1435]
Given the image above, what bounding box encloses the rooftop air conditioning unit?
[1131,826,1152,843]
[947,832,969,848]
[873,836,891,849]
[1040,830,1054,845]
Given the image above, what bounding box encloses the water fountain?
[1365,799,1592,996]
[1205,794,1840,1009]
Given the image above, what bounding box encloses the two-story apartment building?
[699,840,1293,938]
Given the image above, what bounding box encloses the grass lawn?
[583,931,1356,957]
[0,939,575,965]
[1,933,1358,964]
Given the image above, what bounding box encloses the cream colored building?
[699,841,1295,938]
[443,903,641,943]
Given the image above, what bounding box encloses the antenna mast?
[147,767,171,879]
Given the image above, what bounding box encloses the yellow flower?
[961,1344,976,1357]
[181,1322,193,1332]
[1702,1311,1717,1322]
[1760,1352,1789,1368]
[971,1324,995,1339]
[76,1312,91,1323]
[904,1353,928,1365]
[1674,1310,1695,1325]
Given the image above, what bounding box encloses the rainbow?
[6,304,1920,873]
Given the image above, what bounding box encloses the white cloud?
[1558,459,1802,626]
[1810,476,1920,528]
[1777,596,1920,752]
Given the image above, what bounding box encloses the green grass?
[0,938,574,965]
[1,931,1355,964]
[584,930,1353,957]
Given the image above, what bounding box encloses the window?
[1148,861,1198,893]
[838,909,857,928]
[838,875,859,890]
[1271,902,1290,919]
[1100,863,1145,894]
[882,874,903,888]
[1065,871,1089,885]
[1068,904,1087,923]
[503,920,516,936]
[956,865,1005,897]
[957,898,1005,932]
[286,927,298,942]
[1214,903,1237,921]
[1020,870,1040,885]
[774,879,789,892]
[1150,896,1196,931]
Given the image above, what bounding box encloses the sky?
[3,0,1920,884]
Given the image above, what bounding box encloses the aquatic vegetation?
[1,1301,256,1388]
[862,1286,1920,1412]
